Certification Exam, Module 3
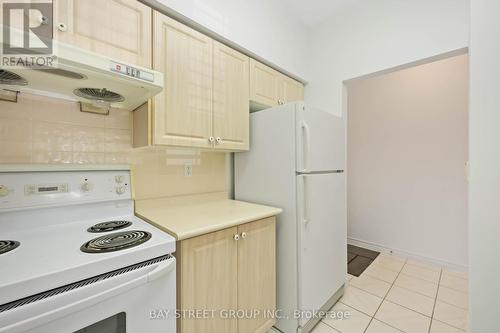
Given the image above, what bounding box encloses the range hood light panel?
[79,101,110,116]
[0,89,19,103]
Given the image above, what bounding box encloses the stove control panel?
[0,170,131,210]
[25,183,69,195]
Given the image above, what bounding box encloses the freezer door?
[296,104,345,172]
[297,173,346,325]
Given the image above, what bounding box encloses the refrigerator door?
[297,172,346,326]
[296,103,345,173]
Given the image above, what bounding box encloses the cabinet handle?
[58,23,68,32]
[234,234,240,241]
[208,136,215,143]
[216,137,222,144]
[241,232,247,239]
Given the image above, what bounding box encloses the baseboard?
[347,237,468,272]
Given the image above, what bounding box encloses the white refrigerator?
[235,102,347,333]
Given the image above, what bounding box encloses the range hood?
[0,41,163,111]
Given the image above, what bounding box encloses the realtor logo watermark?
[1,1,56,67]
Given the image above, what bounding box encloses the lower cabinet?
[176,217,276,333]
[237,218,277,333]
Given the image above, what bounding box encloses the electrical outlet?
[184,163,193,177]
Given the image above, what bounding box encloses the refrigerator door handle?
[301,122,311,172]
[303,176,311,225]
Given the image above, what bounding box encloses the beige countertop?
[135,192,282,241]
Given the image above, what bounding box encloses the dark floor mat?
[348,256,373,276]
[347,245,380,277]
[348,244,380,260]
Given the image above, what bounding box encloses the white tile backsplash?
[0,92,228,199]
[0,93,131,164]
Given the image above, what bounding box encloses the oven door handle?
[1,258,176,333]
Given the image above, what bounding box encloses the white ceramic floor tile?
[401,264,441,284]
[364,265,400,284]
[311,321,340,333]
[378,254,407,263]
[430,319,466,333]
[386,286,435,316]
[350,274,392,298]
[365,319,404,333]
[373,257,405,272]
[407,259,442,272]
[340,286,383,316]
[348,274,355,281]
[374,301,431,333]
[433,301,469,330]
[440,273,468,293]
[323,302,371,333]
[443,269,468,280]
[395,273,439,298]
[437,286,468,309]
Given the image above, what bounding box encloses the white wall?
[148,0,309,79]
[305,0,470,116]
[347,55,469,268]
[469,0,500,331]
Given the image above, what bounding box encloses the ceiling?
[282,0,359,27]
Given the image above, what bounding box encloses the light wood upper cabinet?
[129,13,304,150]
[152,12,213,149]
[176,217,276,333]
[249,59,280,108]
[280,75,304,104]
[178,227,238,333]
[213,41,250,151]
[250,59,304,110]
[237,218,277,333]
[53,0,152,68]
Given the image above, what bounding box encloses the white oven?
[0,167,177,333]
[0,255,176,333]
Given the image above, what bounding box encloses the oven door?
[0,256,176,333]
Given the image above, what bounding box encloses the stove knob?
[115,175,124,183]
[116,186,126,195]
[0,185,9,197]
[81,183,92,192]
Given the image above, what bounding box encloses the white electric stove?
[0,166,176,333]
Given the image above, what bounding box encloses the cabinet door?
[280,75,304,104]
[153,12,213,148]
[237,217,276,333]
[180,227,238,333]
[213,41,250,151]
[249,59,280,108]
[54,0,152,68]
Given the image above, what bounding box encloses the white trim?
[348,236,468,272]
[343,48,468,84]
